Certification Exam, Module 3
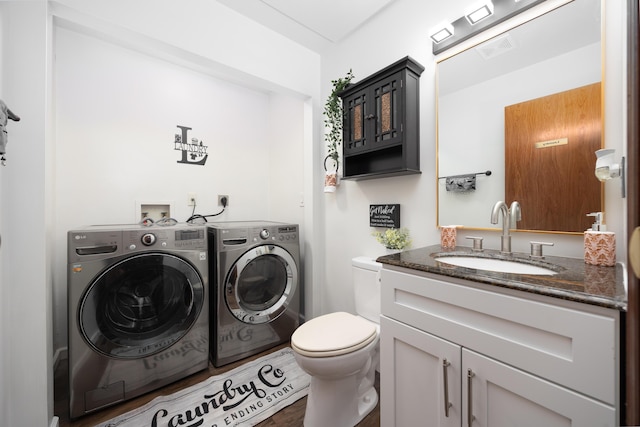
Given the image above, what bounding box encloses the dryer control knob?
[259,229,270,240]
[141,233,156,246]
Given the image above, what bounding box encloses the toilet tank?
[352,256,382,324]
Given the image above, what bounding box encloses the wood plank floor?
[54,342,380,426]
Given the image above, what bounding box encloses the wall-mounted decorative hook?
[0,99,21,166]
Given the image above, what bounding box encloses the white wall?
[320,0,627,315]
[54,27,272,225]
[266,94,306,226]
[0,1,52,426]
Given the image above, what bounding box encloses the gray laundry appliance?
[208,221,301,367]
[67,223,209,418]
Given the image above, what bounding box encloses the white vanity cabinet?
[380,266,620,427]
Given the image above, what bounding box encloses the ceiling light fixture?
[432,0,547,55]
[430,22,455,43]
[465,1,495,25]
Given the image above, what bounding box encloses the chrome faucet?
[490,200,521,253]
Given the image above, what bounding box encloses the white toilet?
[291,256,381,427]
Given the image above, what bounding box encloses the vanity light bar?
[465,1,495,25]
[430,23,455,43]
[432,0,547,55]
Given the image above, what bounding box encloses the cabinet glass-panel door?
[344,91,367,153]
[373,73,402,145]
[462,349,615,427]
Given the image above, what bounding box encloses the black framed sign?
[369,204,400,228]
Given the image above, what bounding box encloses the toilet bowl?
[291,257,381,427]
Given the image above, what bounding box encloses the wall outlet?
[218,195,229,207]
[188,192,197,207]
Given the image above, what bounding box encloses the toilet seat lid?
[291,311,377,357]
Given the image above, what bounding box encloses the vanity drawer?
[381,267,618,405]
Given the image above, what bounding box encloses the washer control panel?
[68,225,206,262]
[250,224,297,243]
[123,227,205,251]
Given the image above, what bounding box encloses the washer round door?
[225,244,298,324]
[79,252,204,359]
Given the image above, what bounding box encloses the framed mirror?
[436,0,603,234]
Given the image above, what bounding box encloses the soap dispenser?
[587,212,606,231]
[584,212,616,266]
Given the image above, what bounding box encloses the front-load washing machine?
[208,221,301,367]
[67,223,209,418]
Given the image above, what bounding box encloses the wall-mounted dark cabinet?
[340,56,424,180]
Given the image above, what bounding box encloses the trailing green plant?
[372,227,412,250]
[324,69,355,169]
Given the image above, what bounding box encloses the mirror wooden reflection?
[436,0,603,234]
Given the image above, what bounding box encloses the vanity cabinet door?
[462,349,616,427]
[380,316,461,427]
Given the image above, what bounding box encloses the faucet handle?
[530,241,554,258]
[465,236,484,251]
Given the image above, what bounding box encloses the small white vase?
[385,248,401,255]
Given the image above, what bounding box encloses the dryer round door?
[225,244,298,324]
[79,252,204,359]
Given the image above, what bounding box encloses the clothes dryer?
[67,224,208,418]
[208,221,301,367]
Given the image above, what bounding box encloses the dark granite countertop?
[376,245,627,311]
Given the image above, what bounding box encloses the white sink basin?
[435,256,557,276]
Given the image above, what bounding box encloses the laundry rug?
[97,347,310,427]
